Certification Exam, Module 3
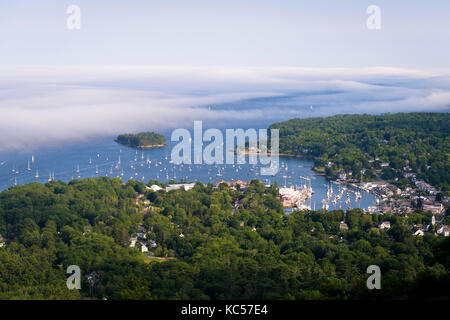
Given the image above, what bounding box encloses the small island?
[115,132,167,149]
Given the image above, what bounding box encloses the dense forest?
[269,113,450,192]
[116,132,166,149]
[0,177,448,299]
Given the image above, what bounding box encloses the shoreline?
[114,140,168,150]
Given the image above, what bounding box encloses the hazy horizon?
[0,65,448,153]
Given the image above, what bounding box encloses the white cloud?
[0,66,448,152]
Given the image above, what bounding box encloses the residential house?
[215,180,231,188]
[339,221,349,231]
[166,183,196,192]
[147,184,163,192]
[412,227,425,236]
[129,237,137,248]
[379,221,391,230]
[437,225,450,237]
[415,180,438,195]
[149,240,157,248]
[232,180,248,189]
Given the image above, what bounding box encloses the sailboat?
[27,160,31,171]
[35,169,39,179]
[95,165,99,175]
[76,164,80,174]
[31,155,35,164]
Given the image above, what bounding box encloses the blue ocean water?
[0,133,377,211]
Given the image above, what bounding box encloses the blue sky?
[1,0,449,69]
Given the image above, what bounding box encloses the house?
[403,172,416,179]
[338,171,347,180]
[0,234,5,248]
[379,221,391,230]
[165,183,196,192]
[147,184,163,192]
[129,237,137,248]
[135,194,145,205]
[179,233,185,238]
[82,226,91,236]
[149,240,157,248]
[137,232,147,239]
[215,180,231,188]
[412,227,425,236]
[232,180,248,188]
[279,187,308,207]
[380,162,390,168]
[437,225,450,237]
[415,180,438,195]
[140,244,148,253]
[339,221,349,231]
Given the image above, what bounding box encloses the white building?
[379,221,391,230]
[412,227,425,236]
[339,221,349,231]
[129,237,137,248]
[437,225,450,237]
[149,240,157,248]
[147,185,163,192]
[166,183,196,192]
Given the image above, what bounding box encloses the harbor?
[0,137,379,212]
